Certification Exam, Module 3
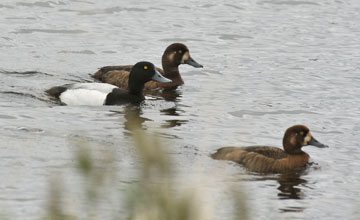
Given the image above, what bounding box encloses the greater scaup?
[92,43,203,90]
[211,125,329,173]
[46,61,171,105]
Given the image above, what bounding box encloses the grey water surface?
[1,0,360,219]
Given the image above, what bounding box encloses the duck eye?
[144,66,148,70]
[178,50,183,54]
[299,131,304,136]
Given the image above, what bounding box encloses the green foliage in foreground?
[41,114,248,220]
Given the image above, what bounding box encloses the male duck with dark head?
[211,125,329,173]
[46,61,171,106]
[92,43,203,90]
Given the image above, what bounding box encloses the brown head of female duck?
[92,43,203,90]
[211,125,329,173]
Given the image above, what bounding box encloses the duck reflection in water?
[276,171,307,200]
[143,88,189,129]
[253,170,307,200]
[160,106,189,128]
[277,170,310,213]
[123,105,151,134]
[145,88,182,102]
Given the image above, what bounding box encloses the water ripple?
[60,6,148,15]
[224,4,244,10]
[12,29,87,34]
[259,1,320,6]
[0,70,53,76]
[160,38,205,42]
[58,50,96,55]
[3,125,44,134]
[0,4,14,9]
[0,114,17,119]
[230,110,319,117]
[16,1,66,8]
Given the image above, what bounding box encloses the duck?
[211,125,329,173]
[92,43,203,90]
[46,61,171,106]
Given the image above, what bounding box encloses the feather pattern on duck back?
[211,146,309,173]
[93,65,167,90]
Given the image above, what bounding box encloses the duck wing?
[92,65,164,90]
[211,146,289,173]
[92,65,133,79]
[242,146,287,159]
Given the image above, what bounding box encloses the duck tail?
[92,69,105,80]
[45,86,67,98]
[211,147,237,160]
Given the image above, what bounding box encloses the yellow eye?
[144,66,148,70]
[178,50,182,54]
[299,131,304,136]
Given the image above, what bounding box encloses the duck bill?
[152,70,172,83]
[185,56,203,68]
[308,137,329,148]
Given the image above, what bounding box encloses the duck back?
[93,65,133,80]
[93,65,170,90]
[211,146,309,173]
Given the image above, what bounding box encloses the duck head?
[282,125,329,154]
[162,43,203,69]
[128,61,171,94]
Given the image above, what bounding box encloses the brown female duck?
[211,125,329,173]
[92,43,203,90]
